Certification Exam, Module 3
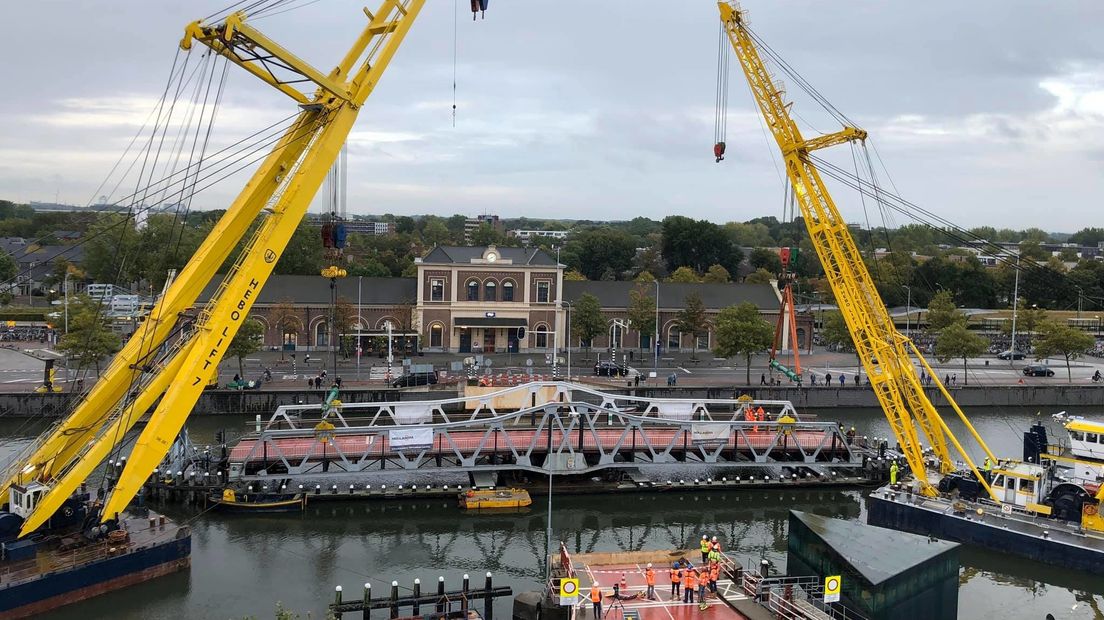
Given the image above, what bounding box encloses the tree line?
[2,199,1103,316]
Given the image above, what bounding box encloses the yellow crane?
[2,0,426,536]
[716,2,999,499]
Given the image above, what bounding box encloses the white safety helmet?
[711,536,718,542]
[647,563,653,568]
[702,535,708,539]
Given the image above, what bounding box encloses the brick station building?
[200,245,813,355]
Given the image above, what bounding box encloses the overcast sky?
[2,1,1103,232]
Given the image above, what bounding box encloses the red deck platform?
[573,561,751,620]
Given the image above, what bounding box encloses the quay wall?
[0,385,1100,418]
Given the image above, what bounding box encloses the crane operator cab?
[0,481,91,543]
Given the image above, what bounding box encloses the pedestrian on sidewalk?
[760,373,767,385]
[839,374,845,387]
[825,372,833,386]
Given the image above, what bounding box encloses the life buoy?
[1085,504,1099,516]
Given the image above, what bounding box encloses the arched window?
[667,327,681,350]
[485,280,497,302]
[502,280,515,302]
[535,323,549,348]
[430,323,443,348]
[316,321,329,347]
[466,280,479,301]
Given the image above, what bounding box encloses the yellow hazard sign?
[824,575,841,603]
[559,577,579,598]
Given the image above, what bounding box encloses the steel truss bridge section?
[259,381,807,429]
[226,387,859,482]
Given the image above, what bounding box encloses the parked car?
[391,371,439,388]
[1022,365,1054,377]
[593,361,640,378]
[997,350,1027,360]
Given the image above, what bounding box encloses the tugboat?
[868,414,1104,574]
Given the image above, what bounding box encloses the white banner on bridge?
[389,428,433,451]
[691,423,730,448]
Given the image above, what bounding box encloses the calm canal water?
[0,403,1100,620]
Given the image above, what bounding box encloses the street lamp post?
[561,300,573,382]
[63,271,70,334]
[654,280,660,383]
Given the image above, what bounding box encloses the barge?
[867,414,1104,575]
[0,485,190,619]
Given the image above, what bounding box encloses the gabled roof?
[197,275,417,306]
[564,280,779,311]
[421,246,558,266]
[789,511,958,586]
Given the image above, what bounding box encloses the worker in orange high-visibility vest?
[670,565,682,598]
[645,563,656,600]
[683,569,697,604]
[709,562,720,594]
[590,582,602,618]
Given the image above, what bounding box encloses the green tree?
[703,264,731,284]
[1034,320,1093,383]
[744,268,774,284]
[571,293,605,358]
[749,248,782,274]
[925,290,965,333]
[661,215,743,274]
[633,271,657,283]
[226,318,264,378]
[1069,227,1104,247]
[626,285,657,353]
[676,293,708,359]
[934,322,986,386]
[422,218,452,246]
[0,249,15,282]
[563,269,587,281]
[271,300,300,355]
[565,228,637,281]
[334,297,356,356]
[821,310,854,353]
[57,295,121,375]
[275,221,323,275]
[713,302,774,384]
[469,223,512,247]
[666,266,701,283]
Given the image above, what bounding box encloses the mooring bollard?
[412,578,421,615]
[484,572,493,620]
[363,583,371,620]
[335,585,343,620]
[390,580,399,619]
[436,576,445,613]
[461,574,470,614]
